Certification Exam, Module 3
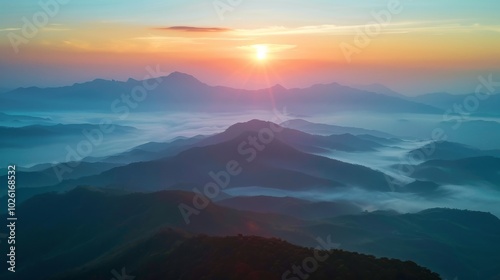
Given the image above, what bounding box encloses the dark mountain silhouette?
[439,120,500,150]
[3,187,499,279]
[53,232,440,280]
[408,156,500,186]
[3,120,389,193]
[352,83,407,98]
[216,195,363,219]
[65,124,394,192]
[306,208,500,279]
[282,118,397,138]
[280,82,440,114]
[204,119,386,153]
[0,162,122,189]
[0,112,52,125]
[94,135,206,164]
[0,120,398,199]
[408,141,500,160]
[401,180,441,196]
[0,124,138,149]
[0,187,307,279]
[86,119,385,166]
[0,72,442,114]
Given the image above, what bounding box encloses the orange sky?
[1,1,499,94]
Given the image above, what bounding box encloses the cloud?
[233,21,500,36]
[238,44,297,53]
[156,26,232,33]
[41,27,71,31]
[235,25,340,36]
[150,21,500,39]
[0,28,21,32]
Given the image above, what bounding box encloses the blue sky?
[2,0,499,28]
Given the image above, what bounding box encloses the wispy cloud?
[233,21,500,36]
[150,21,500,39]
[156,26,232,33]
[0,28,21,32]
[235,25,340,36]
[238,44,297,53]
[42,27,71,31]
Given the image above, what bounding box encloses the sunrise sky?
[1,0,499,94]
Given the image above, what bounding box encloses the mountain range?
[2,187,499,279]
[0,72,442,114]
[2,75,500,280]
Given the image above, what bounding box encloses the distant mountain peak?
[353,83,405,97]
[269,84,287,91]
[226,119,278,132]
[154,71,206,87]
[166,71,198,80]
[417,207,500,221]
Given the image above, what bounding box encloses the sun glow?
[256,45,268,60]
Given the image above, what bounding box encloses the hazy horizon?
[1,70,497,97]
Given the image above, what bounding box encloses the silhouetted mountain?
[408,141,500,160]
[413,92,500,116]
[3,187,498,279]
[65,125,394,192]
[0,124,138,149]
[205,119,386,153]
[0,123,142,167]
[0,187,305,279]
[401,180,441,195]
[408,156,500,186]
[216,195,363,220]
[281,83,441,114]
[282,119,397,138]
[96,135,206,164]
[28,120,391,186]
[0,112,53,126]
[306,208,500,279]
[53,233,440,280]
[352,83,407,98]
[439,120,500,150]
[0,162,122,189]
[0,72,442,114]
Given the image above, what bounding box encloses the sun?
[256,45,268,61]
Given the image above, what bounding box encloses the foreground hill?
[2,187,500,279]
[0,187,307,279]
[306,208,500,279]
[52,231,441,280]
